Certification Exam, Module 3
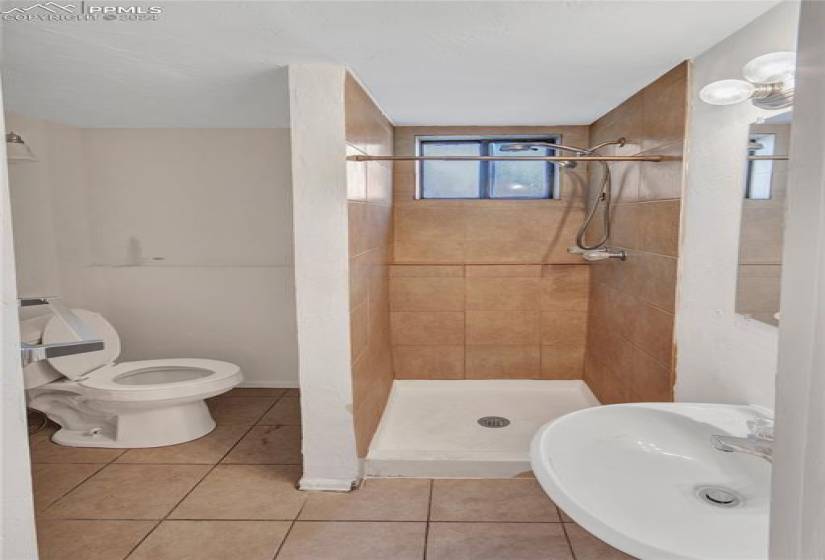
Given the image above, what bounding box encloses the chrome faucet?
[19,298,105,367]
[711,418,774,462]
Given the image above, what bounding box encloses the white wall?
[7,114,298,387]
[1,85,39,558]
[289,64,360,490]
[770,1,825,556]
[675,1,799,409]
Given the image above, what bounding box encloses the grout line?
[221,388,293,397]
[34,517,567,524]
[271,496,307,559]
[95,462,303,467]
[122,519,163,560]
[587,317,673,372]
[560,520,578,560]
[123,449,243,557]
[35,433,130,513]
[591,278,675,315]
[32,390,304,560]
[463,268,468,380]
[123,396,283,559]
[34,462,107,513]
[31,461,129,465]
[422,479,434,560]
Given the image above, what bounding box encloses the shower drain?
[696,486,742,508]
[477,416,511,428]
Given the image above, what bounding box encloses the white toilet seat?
[78,358,242,402]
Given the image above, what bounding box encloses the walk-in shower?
[499,137,625,251]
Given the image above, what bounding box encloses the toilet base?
[33,393,218,448]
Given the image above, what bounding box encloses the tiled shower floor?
[29,387,630,560]
[367,380,600,477]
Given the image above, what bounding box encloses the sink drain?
[696,486,742,508]
[478,416,510,428]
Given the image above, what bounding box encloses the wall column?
[288,64,360,490]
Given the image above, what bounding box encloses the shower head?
[498,143,547,152]
[497,137,627,170]
[498,142,578,168]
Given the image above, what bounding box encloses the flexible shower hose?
[576,160,612,251]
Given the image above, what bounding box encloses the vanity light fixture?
[699,51,795,109]
[6,131,37,162]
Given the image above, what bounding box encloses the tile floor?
[30,388,634,560]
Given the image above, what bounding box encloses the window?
[418,136,558,199]
[745,133,776,200]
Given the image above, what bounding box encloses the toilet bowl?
[24,309,242,448]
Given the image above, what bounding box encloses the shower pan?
[366,380,599,478]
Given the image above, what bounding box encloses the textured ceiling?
[1,1,780,127]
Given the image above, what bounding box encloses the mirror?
[735,110,792,326]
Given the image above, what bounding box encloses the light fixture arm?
[751,81,794,110]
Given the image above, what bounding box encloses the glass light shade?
[743,51,796,84]
[699,79,755,106]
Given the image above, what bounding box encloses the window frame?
[745,132,776,200]
[416,135,561,200]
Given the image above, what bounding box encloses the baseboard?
[237,381,299,389]
[299,477,359,492]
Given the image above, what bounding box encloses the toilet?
[24,309,242,448]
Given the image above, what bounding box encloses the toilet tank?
[21,314,63,389]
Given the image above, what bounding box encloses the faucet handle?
[747,418,774,441]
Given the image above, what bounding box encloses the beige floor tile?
[223,387,287,398]
[277,521,426,560]
[170,465,304,520]
[222,425,301,464]
[299,479,429,521]
[31,463,104,512]
[35,519,155,560]
[43,464,210,520]
[427,522,573,560]
[29,429,125,464]
[565,523,637,559]
[207,397,277,425]
[116,425,249,464]
[258,397,301,425]
[129,520,291,560]
[430,479,560,522]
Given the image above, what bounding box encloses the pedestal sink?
[530,403,772,560]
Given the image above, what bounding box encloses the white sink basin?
[530,403,772,560]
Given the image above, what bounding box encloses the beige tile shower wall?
[344,75,394,457]
[390,126,590,380]
[390,264,589,380]
[736,123,790,324]
[584,62,688,403]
